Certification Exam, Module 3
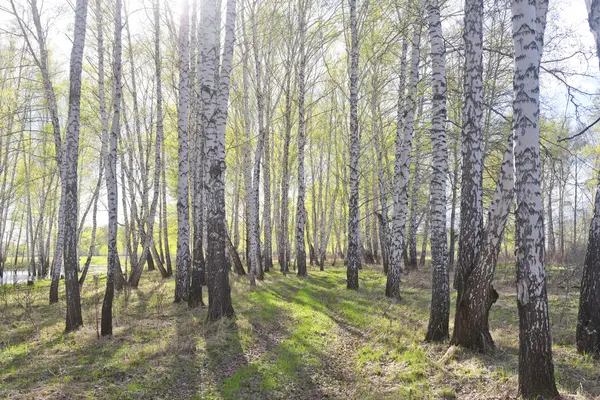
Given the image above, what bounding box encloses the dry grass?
[0,262,598,399]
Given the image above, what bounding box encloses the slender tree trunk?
[425,0,449,342]
[448,140,459,269]
[12,0,66,304]
[81,0,108,287]
[419,213,429,266]
[64,0,89,333]
[279,68,293,273]
[346,0,361,289]
[296,0,308,278]
[161,138,172,276]
[25,142,35,285]
[190,0,206,307]
[407,152,420,271]
[174,0,191,303]
[547,169,556,260]
[101,0,122,336]
[387,23,421,298]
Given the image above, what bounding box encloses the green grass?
[0,263,598,399]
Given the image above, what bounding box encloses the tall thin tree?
[424,0,449,342]
[175,0,192,303]
[101,0,122,336]
[63,0,90,332]
[346,0,361,289]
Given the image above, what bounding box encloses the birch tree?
[8,0,66,304]
[424,0,449,342]
[80,0,108,287]
[175,0,191,303]
[101,0,122,336]
[454,0,484,301]
[203,0,236,320]
[386,17,421,299]
[63,0,89,332]
[296,0,309,278]
[346,0,360,289]
[511,0,558,397]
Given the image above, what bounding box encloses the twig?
[558,116,600,142]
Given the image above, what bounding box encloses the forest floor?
[0,262,599,399]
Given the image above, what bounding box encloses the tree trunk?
[448,140,459,269]
[451,136,513,350]
[81,0,108,288]
[424,0,449,342]
[387,22,421,298]
[190,0,206,307]
[407,151,420,271]
[64,0,89,333]
[203,0,236,321]
[174,0,191,303]
[454,0,484,298]
[101,0,122,336]
[419,213,428,266]
[296,0,308,278]
[10,0,66,303]
[346,0,361,289]
[547,168,556,260]
[511,0,558,397]
[279,44,295,273]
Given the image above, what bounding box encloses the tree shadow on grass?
[1,324,132,399]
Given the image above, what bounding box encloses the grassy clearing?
[0,263,598,399]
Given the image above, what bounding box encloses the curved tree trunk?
[451,137,513,351]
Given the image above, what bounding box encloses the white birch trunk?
[204,0,236,320]
[64,0,89,332]
[386,23,421,298]
[346,0,360,289]
[296,0,308,277]
[175,0,191,303]
[511,0,558,396]
[101,0,122,336]
[424,0,449,341]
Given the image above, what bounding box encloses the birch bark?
[64,0,89,332]
[175,0,192,303]
[511,0,558,396]
[101,0,121,336]
[424,0,449,342]
[386,22,421,298]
